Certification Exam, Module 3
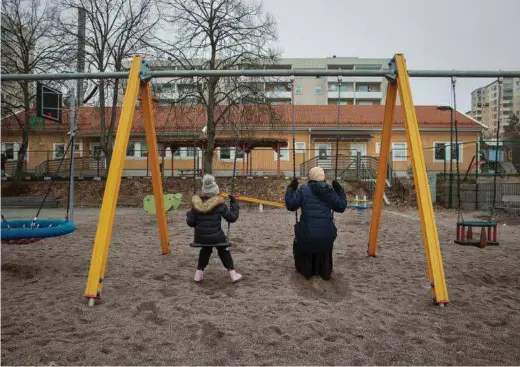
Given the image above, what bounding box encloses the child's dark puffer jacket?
[186,196,239,245]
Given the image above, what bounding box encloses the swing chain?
[452,76,463,224]
[290,76,298,223]
[491,77,504,221]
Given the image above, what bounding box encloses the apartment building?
[120,56,391,106]
[469,78,520,137]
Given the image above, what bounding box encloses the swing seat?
[190,242,230,248]
[1,219,76,245]
[455,221,499,247]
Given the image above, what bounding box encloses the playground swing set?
[3,53,520,308]
[450,77,501,248]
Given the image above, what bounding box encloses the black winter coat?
[186,195,239,245]
[285,180,347,252]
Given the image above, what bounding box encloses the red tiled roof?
[2,105,483,133]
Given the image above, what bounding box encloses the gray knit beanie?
[201,174,219,197]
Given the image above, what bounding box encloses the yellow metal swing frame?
[84,54,449,306]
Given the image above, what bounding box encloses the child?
[186,174,242,283]
[285,166,347,280]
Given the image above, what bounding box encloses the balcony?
[328,91,355,99]
[327,76,382,83]
[265,91,291,99]
[355,91,383,99]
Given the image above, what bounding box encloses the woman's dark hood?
[308,180,333,197]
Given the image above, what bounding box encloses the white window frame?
[217,147,243,162]
[433,141,463,163]
[433,141,448,163]
[73,142,83,157]
[53,143,66,159]
[2,142,29,161]
[274,147,290,161]
[375,142,381,156]
[126,141,148,159]
[448,142,463,162]
[295,142,306,153]
[391,142,407,161]
[174,147,201,160]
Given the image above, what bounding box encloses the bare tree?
[56,0,160,166]
[152,0,279,173]
[1,0,74,181]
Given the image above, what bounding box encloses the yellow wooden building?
[1,105,485,178]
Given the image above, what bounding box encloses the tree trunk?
[98,79,113,168]
[14,82,31,182]
[204,78,218,174]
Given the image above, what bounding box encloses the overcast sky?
[261,0,520,112]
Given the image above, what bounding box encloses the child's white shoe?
[194,269,204,282]
[229,269,242,282]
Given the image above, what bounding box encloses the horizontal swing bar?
[2,69,520,81]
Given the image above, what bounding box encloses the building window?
[127,142,136,157]
[375,142,381,156]
[2,142,29,161]
[434,142,447,161]
[358,85,368,92]
[218,147,242,161]
[54,143,66,159]
[295,142,306,153]
[450,142,462,161]
[315,86,322,95]
[219,147,231,160]
[141,143,148,157]
[274,147,289,161]
[392,143,407,161]
[126,142,147,158]
[186,147,196,158]
[3,142,16,160]
[295,86,302,95]
[235,148,244,160]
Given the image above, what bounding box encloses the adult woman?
[285,166,347,280]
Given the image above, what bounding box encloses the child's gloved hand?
[288,178,299,191]
[229,195,236,205]
[332,180,343,193]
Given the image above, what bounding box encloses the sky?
[261,0,520,112]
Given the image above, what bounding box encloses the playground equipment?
[451,77,500,247]
[4,54,520,306]
[366,55,449,306]
[348,195,373,224]
[1,86,77,245]
[143,193,182,214]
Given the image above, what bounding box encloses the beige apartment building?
[469,78,520,137]
[120,56,392,107]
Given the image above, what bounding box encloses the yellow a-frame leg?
[367,54,449,305]
[367,80,397,256]
[141,82,170,255]
[84,56,170,305]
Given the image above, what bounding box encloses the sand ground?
[1,207,520,366]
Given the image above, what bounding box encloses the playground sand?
[2,207,520,365]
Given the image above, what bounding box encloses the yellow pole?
[367,81,397,256]
[84,56,142,303]
[140,82,170,255]
[394,54,449,304]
